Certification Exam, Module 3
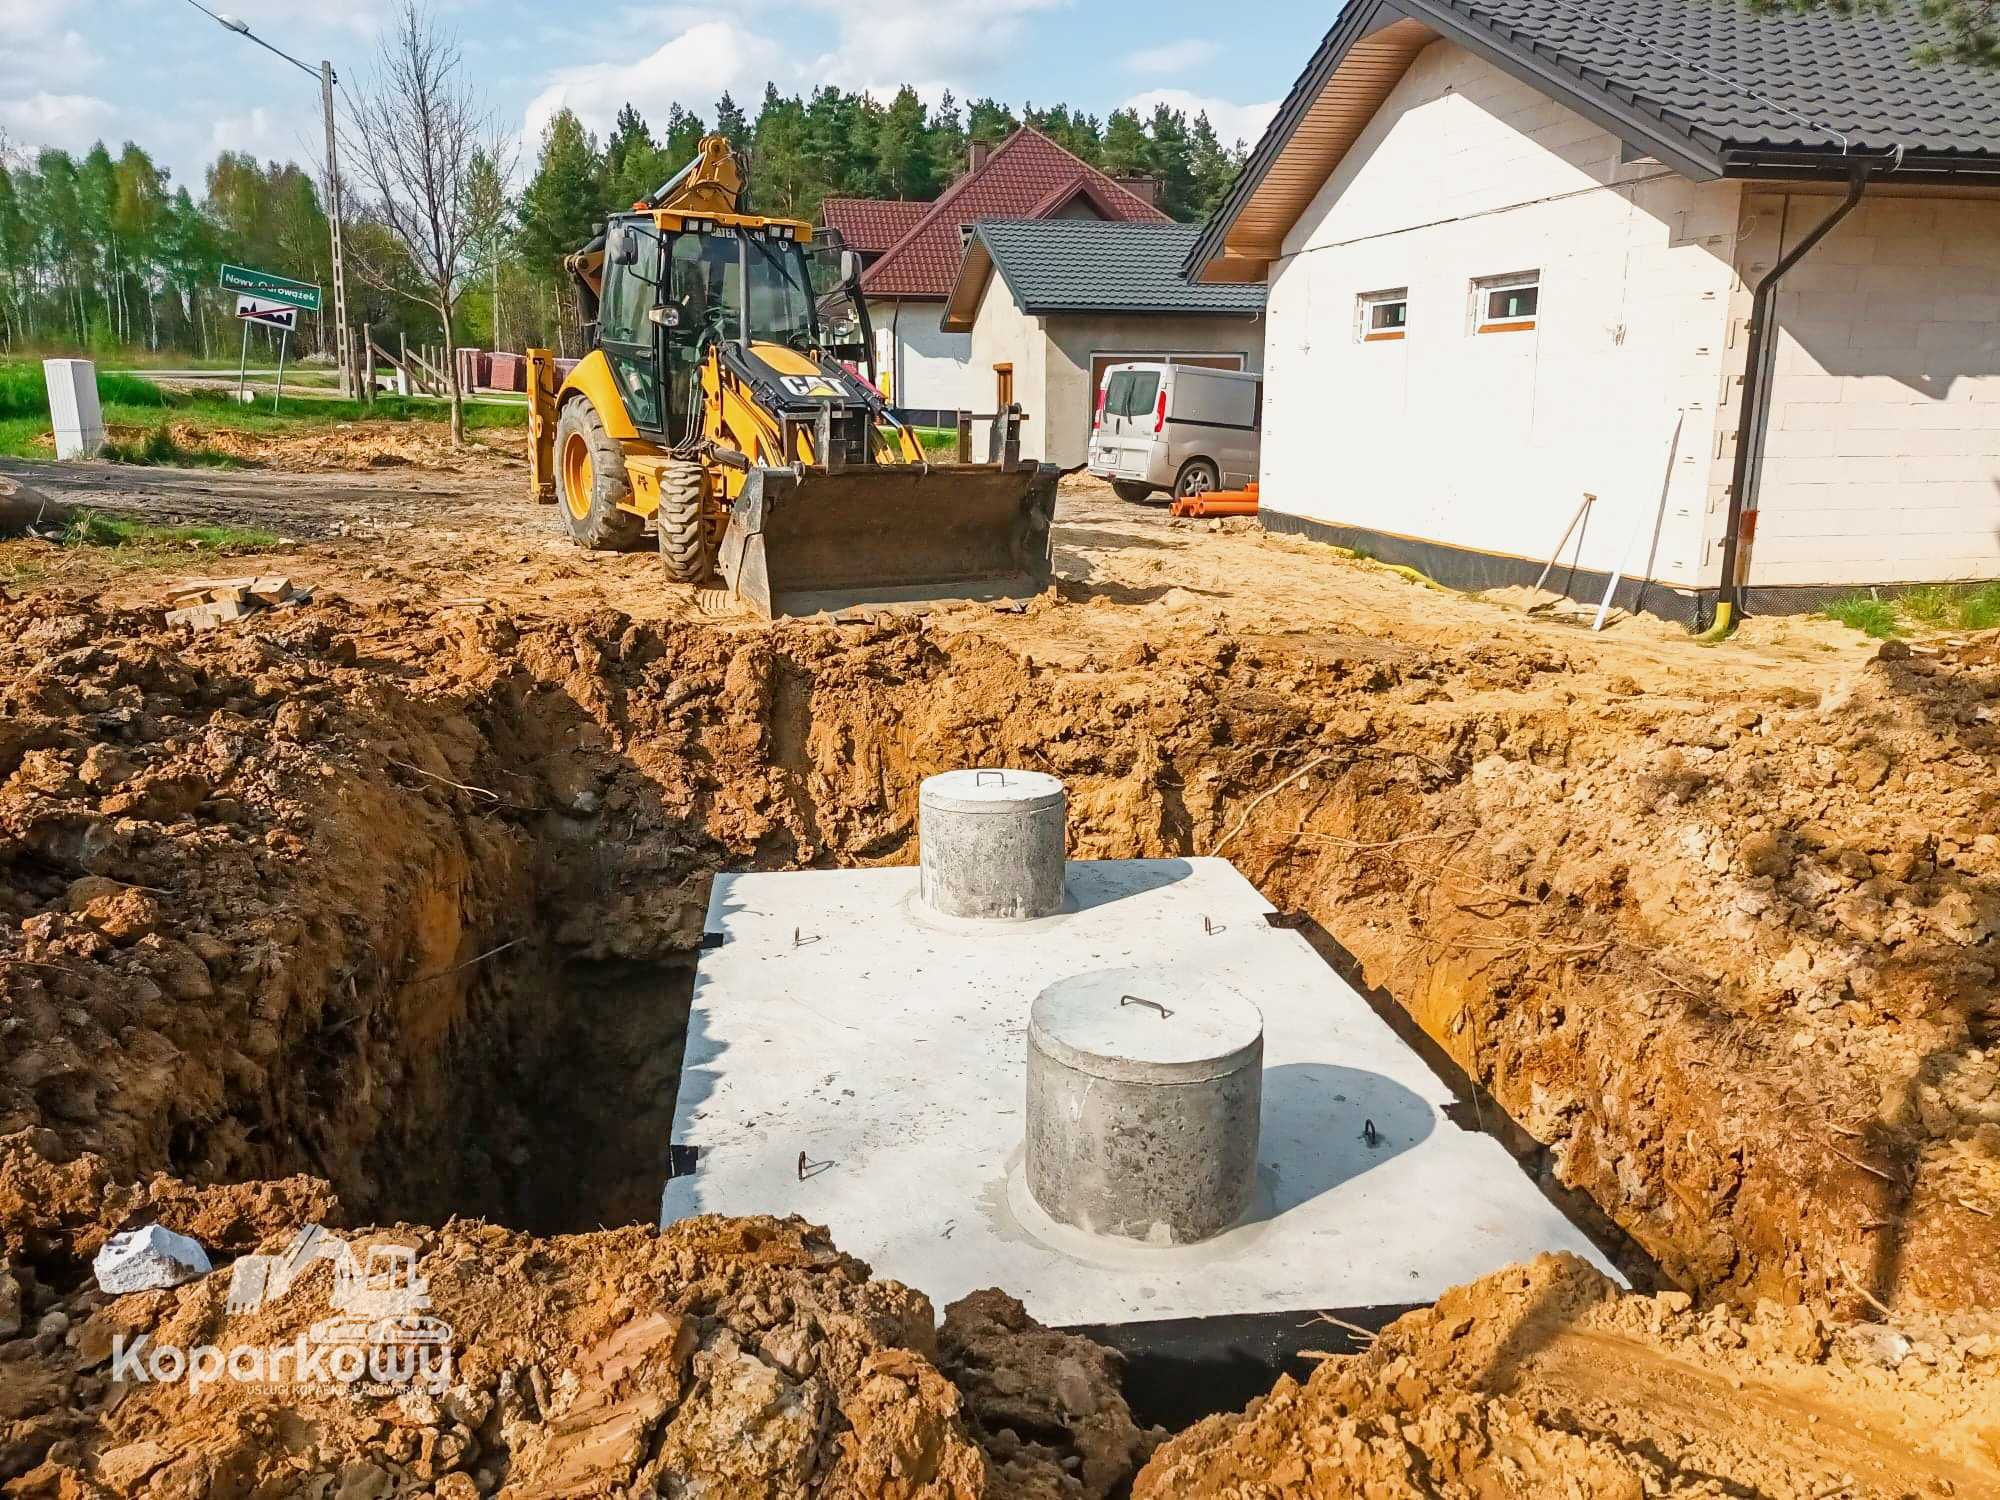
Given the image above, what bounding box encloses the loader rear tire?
[655,457,709,582]
[555,399,644,551]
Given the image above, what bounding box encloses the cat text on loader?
[525,136,1058,618]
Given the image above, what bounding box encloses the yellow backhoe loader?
[526,136,1058,617]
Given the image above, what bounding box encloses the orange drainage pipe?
[1171,483,1259,519]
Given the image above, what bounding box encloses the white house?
[1185,0,2000,627]
[823,129,1169,426]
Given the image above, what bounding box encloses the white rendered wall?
[873,300,979,413]
[965,278,1050,462]
[1260,39,1742,590]
[1742,191,2000,588]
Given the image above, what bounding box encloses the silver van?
[1087,362,1262,502]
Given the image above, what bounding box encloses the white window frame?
[1354,288,1409,343]
[1470,271,1540,335]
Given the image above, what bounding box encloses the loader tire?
[1111,480,1153,503]
[654,457,709,583]
[555,399,644,551]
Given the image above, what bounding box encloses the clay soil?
[0,453,1995,1496]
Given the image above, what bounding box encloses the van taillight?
[1093,387,1106,431]
[1153,388,1166,434]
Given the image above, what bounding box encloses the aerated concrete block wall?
[1259,38,1745,592]
[1740,192,2000,589]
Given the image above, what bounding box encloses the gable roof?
[819,197,929,257]
[942,221,1266,332]
[861,127,1171,301]
[1187,0,2000,284]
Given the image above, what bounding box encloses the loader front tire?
[655,457,709,583]
[555,399,644,551]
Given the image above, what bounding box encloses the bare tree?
[340,2,509,446]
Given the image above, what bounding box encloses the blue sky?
[0,1,1332,192]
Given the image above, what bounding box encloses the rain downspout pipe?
[1707,163,1875,638]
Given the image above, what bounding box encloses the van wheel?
[655,457,709,582]
[556,400,645,551]
[1111,480,1153,503]
[1174,459,1219,500]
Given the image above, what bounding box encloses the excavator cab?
[527,136,1057,618]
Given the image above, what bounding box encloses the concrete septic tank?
[1027,969,1263,1245]
[666,856,1622,1329]
[918,768,1066,920]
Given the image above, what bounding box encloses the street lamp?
[183,0,354,397]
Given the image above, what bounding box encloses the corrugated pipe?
[1704,160,1885,641]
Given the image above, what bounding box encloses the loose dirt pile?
[1137,1252,2000,1496]
[0,1180,1147,1498]
[31,421,520,476]
[0,516,1995,1490]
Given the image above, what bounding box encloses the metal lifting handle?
[974,770,1007,786]
[1120,994,1174,1020]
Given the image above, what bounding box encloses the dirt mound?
[30,420,520,475]
[2,1210,1152,1497]
[1135,1253,2000,1498]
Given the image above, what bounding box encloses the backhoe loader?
[526,136,1058,617]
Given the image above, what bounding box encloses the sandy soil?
[0,445,1995,1495]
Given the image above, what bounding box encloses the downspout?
[1704,162,1875,639]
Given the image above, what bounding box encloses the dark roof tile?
[969,220,1267,317]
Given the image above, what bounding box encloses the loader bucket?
[716,462,1059,618]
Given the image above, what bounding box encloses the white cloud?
[518,18,780,154]
[1124,39,1216,78]
[804,0,1068,86]
[0,91,115,147]
[1123,88,1278,151]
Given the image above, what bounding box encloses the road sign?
[234,296,299,332]
[219,263,321,313]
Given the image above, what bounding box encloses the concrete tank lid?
[920,768,1066,814]
[1030,967,1264,1084]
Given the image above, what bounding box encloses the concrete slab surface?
[664,858,1620,1328]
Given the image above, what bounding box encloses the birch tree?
[341,1,508,446]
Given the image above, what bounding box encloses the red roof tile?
[819,197,930,256]
[859,127,1170,301]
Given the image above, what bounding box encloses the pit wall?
[1741,189,2000,590]
[1260,38,1742,595]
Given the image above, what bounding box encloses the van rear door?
[1106,367,1161,480]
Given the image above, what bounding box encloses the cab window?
[599,224,657,344]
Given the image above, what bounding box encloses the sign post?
[225,278,309,405]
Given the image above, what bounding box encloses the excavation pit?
[664,855,1621,1339]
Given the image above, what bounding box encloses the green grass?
[4,507,282,587]
[0,359,167,420]
[0,356,525,460]
[62,510,278,551]
[1821,593,1907,639]
[910,425,961,459]
[1820,583,2000,639]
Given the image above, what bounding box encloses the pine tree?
[1186,113,1245,222]
[1146,104,1197,220]
[873,87,933,199]
[751,84,810,215]
[516,109,604,275]
[1100,109,1152,180]
[928,91,966,183]
[966,98,1020,150]
[714,91,749,150]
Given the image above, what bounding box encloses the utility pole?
[320,60,352,397]
[184,2,353,395]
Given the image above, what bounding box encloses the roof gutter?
[1706,161,1879,639]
